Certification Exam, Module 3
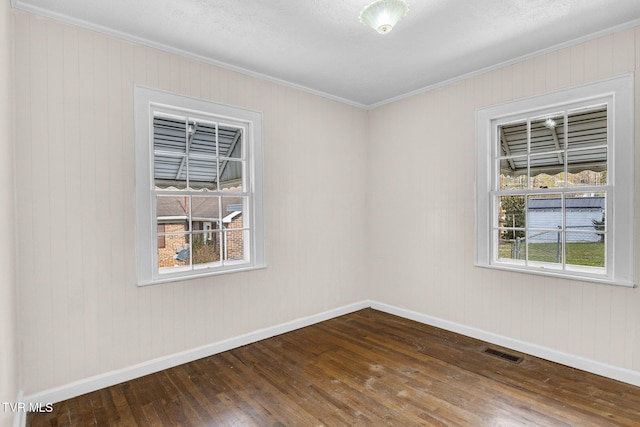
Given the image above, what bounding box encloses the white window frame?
[475,75,634,287]
[134,86,266,286]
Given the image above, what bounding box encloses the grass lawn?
[499,241,604,267]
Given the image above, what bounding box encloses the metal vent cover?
[483,347,523,363]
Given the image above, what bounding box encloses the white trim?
[20,299,640,408]
[475,74,635,287]
[369,301,640,388]
[21,301,370,406]
[11,0,640,109]
[134,85,266,286]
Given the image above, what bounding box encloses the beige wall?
[367,28,640,371]
[0,0,18,425]
[13,11,369,394]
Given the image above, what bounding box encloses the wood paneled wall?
[13,11,369,394]
[1,0,18,425]
[367,29,640,371]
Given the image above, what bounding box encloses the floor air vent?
[483,347,523,363]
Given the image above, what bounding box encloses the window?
[476,75,634,286]
[135,86,265,285]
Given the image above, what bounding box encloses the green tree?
[592,214,605,242]
[501,195,525,239]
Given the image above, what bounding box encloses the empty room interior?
[3,0,640,425]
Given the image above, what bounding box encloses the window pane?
[499,156,527,190]
[527,231,563,265]
[157,196,190,228]
[219,125,242,159]
[191,196,220,225]
[498,195,526,261]
[158,233,191,271]
[222,196,245,227]
[498,121,527,156]
[530,172,565,189]
[527,194,562,229]
[566,232,605,268]
[497,229,526,261]
[187,156,217,190]
[193,231,221,268]
[219,160,244,191]
[530,152,564,180]
[499,195,526,229]
[567,148,607,187]
[565,193,605,232]
[153,116,187,153]
[530,114,564,155]
[154,154,187,189]
[568,169,607,187]
[224,230,246,262]
[567,107,607,150]
[189,121,217,155]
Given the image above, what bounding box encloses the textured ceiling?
[13,0,640,107]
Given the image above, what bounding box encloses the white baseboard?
[22,300,370,406]
[21,298,640,413]
[370,300,640,388]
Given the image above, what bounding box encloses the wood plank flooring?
[27,309,640,426]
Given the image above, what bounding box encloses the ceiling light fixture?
[359,0,409,34]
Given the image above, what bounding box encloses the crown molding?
[10,2,640,110]
[10,0,368,109]
[368,17,640,109]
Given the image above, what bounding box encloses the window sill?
[137,263,267,287]
[474,262,635,288]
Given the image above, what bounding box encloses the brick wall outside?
[225,215,244,261]
[158,223,188,268]
[157,215,245,269]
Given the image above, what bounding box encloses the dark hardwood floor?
[28,309,640,426]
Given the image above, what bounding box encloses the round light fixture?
[359,0,409,34]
